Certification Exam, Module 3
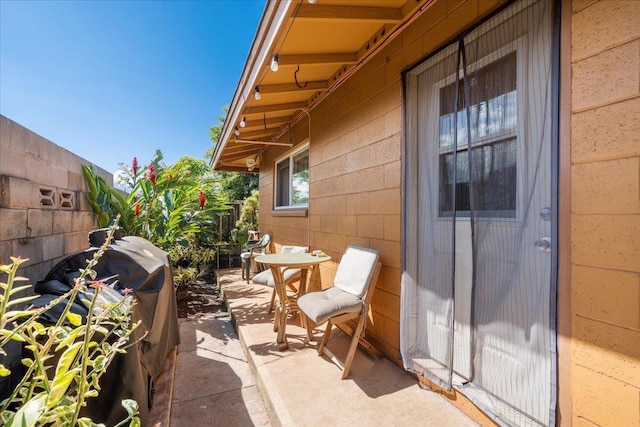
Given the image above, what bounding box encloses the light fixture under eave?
[270,54,279,72]
[240,116,246,127]
[246,158,256,171]
[234,127,240,137]
[308,0,316,3]
[254,86,261,100]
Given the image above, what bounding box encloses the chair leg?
[269,288,276,313]
[273,303,280,332]
[317,321,333,356]
[341,315,367,379]
[244,258,251,283]
[304,313,314,342]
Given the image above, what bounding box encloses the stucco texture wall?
[570,1,640,426]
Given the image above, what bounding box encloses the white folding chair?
[297,246,381,379]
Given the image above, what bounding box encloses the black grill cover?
[44,235,180,425]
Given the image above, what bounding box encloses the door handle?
[540,207,551,221]
[534,236,551,253]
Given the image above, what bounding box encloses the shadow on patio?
[155,268,479,426]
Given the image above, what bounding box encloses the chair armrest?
[245,242,259,251]
[249,246,264,256]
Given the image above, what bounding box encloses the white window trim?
[432,37,527,223]
[273,142,310,210]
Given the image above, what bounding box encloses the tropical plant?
[207,105,259,203]
[171,267,198,290]
[82,164,133,231]
[83,153,232,289]
[0,223,141,426]
[216,172,259,202]
[234,189,259,248]
[205,106,228,161]
[168,234,216,290]
[84,154,228,249]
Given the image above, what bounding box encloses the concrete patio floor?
[150,268,480,426]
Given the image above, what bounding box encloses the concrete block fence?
[0,114,113,398]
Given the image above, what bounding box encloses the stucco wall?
[569,1,640,425]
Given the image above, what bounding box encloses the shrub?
[84,154,231,287]
[234,189,259,248]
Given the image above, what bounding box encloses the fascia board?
[212,0,296,168]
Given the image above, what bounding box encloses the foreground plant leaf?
[7,391,47,427]
[0,363,10,377]
[66,311,83,327]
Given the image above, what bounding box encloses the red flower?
[168,174,173,180]
[199,191,206,209]
[88,280,105,291]
[134,203,141,217]
[132,157,139,175]
[147,164,156,185]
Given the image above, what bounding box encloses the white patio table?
[254,252,331,350]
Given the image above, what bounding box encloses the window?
[275,145,309,208]
[438,52,518,217]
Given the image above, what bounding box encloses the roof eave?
[211,0,298,171]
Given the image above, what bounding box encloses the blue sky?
[0,0,266,174]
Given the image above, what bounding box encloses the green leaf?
[91,325,110,336]
[7,391,47,427]
[98,211,110,228]
[140,180,151,200]
[33,322,47,333]
[1,311,35,323]
[84,389,99,398]
[52,342,82,382]
[8,284,32,295]
[92,355,107,372]
[76,417,96,427]
[6,295,38,307]
[82,165,98,196]
[47,367,81,408]
[49,404,76,420]
[55,326,84,352]
[66,312,83,327]
[121,399,139,416]
[0,364,10,377]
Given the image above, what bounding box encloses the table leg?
[271,266,289,350]
[299,268,309,295]
[308,264,321,292]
